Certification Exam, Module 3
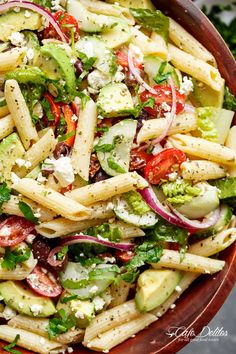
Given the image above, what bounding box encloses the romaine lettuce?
[161,179,201,205]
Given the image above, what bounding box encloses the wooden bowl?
[1,1,236,354]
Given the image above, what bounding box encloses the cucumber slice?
[100,19,132,49]
[60,262,117,300]
[67,0,117,32]
[96,119,137,176]
[113,197,158,228]
[144,55,180,87]
[76,36,116,75]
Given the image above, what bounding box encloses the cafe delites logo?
[165,326,228,342]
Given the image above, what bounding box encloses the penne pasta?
[84,300,141,343]
[113,220,145,239]
[169,18,216,65]
[151,249,225,274]
[0,325,67,354]
[0,47,26,72]
[66,172,148,205]
[181,160,226,181]
[169,44,224,91]
[71,99,97,181]
[13,129,57,178]
[109,280,132,308]
[4,80,38,149]
[12,178,90,221]
[84,313,156,351]
[0,114,14,140]
[8,316,84,345]
[2,195,56,222]
[168,134,236,165]
[137,112,197,144]
[0,257,37,280]
[225,126,236,177]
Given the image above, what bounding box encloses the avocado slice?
[100,19,132,49]
[23,31,41,66]
[0,281,56,317]
[0,133,25,181]
[39,43,76,100]
[135,269,182,312]
[97,83,134,117]
[6,67,46,85]
[58,293,95,328]
[0,10,42,42]
[191,79,225,108]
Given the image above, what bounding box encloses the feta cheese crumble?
[30,304,43,316]
[87,70,111,94]
[15,158,32,169]
[175,285,182,293]
[44,156,75,188]
[9,32,25,47]
[2,306,17,320]
[93,296,105,311]
[179,76,194,95]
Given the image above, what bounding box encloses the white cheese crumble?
[161,102,171,112]
[113,70,125,83]
[168,172,178,181]
[129,43,144,64]
[2,306,17,320]
[15,158,32,169]
[87,70,111,94]
[44,156,75,188]
[75,310,85,319]
[51,0,61,11]
[71,114,78,122]
[104,257,116,264]
[179,76,194,95]
[170,303,176,309]
[18,302,24,309]
[67,348,74,353]
[9,32,26,47]
[175,285,182,293]
[30,304,43,316]
[0,226,11,237]
[93,296,105,311]
[89,285,98,294]
[26,233,36,243]
[26,48,34,61]
[37,172,47,184]
[11,172,20,185]
[24,10,31,18]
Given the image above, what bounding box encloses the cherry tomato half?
[116,50,143,69]
[140,84,186,117]
[144,148,187,185]
[115,250,135,263]
[27,265,62,298]
[129,148,152,171]
[0,216,35,247]
[43,10,79,41]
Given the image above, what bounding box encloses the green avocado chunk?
[0,10,42,42]
[0,281,56,317]
[135,269,181,312]
[5,67,46,85]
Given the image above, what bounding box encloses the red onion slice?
[0,1,67,42]
[127,46,157,94]
[47,245,68,267]
[61,235,134,251]
[139,186,220,230]
[152,77,177,145]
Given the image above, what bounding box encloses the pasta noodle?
[225,126,236,177]
[169,44,224,91]
[131,27,168,58]
[4,80,38,149]
[0,48,26,72]
[12,178,90,221]
[71,99,97,181]
[181,160,226,181]
[0,114,14,140]
[168,134,236,165]
[66,172,148,205]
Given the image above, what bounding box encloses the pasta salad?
[0,0,235,353]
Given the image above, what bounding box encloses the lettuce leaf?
[123,191,151,215]
[196,107,218,142]
[130,8,169,42]
[210,177,236,199]
[161,180,201,205]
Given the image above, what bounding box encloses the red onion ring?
[47,245,68,268]
[152,77,177,145]
[0,1,67,42]
[139,186,220,230]
[61,235,134,251]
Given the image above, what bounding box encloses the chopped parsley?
[3,335,21,354]
[47,309,77,338]
[18,201,39,225]
[2,246,31,271]
[0,182,11,212]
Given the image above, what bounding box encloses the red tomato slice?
[116,50,143,69]
[140,84,186,117]
[115,250,135,263]
[27,265,62,298]
[144,148,187,185]
[130,148,152,171]
[43,10,79,41]
[0,216,35,247]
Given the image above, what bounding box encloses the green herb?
[47,309,77,338]
[94,135,122,153]
[60,294,79,304]
[57,246,68,261]
[58,130,76,142]
[202,4,236,58]
[77,52,97,72]
[107,156,126,173]
[154,61,172,84]
[86,223,122,242]
[0,182,11,211]
[95,126,109,133]
[41,97,55,122]
[130,8,169,42]
[161,180,201,205]
[56,115,67,136]
[123,191,151,215]
[21,84,45,125]
[121,97,155,118]
[223,86,236,111]
[121,270,139,283]
[2,246,31,271]
[18,201,39,225]
[77,92,90,110]
[77,257,103,267]
[34,0,53,9]
[3,334,21,354]
[0,98,6,107]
